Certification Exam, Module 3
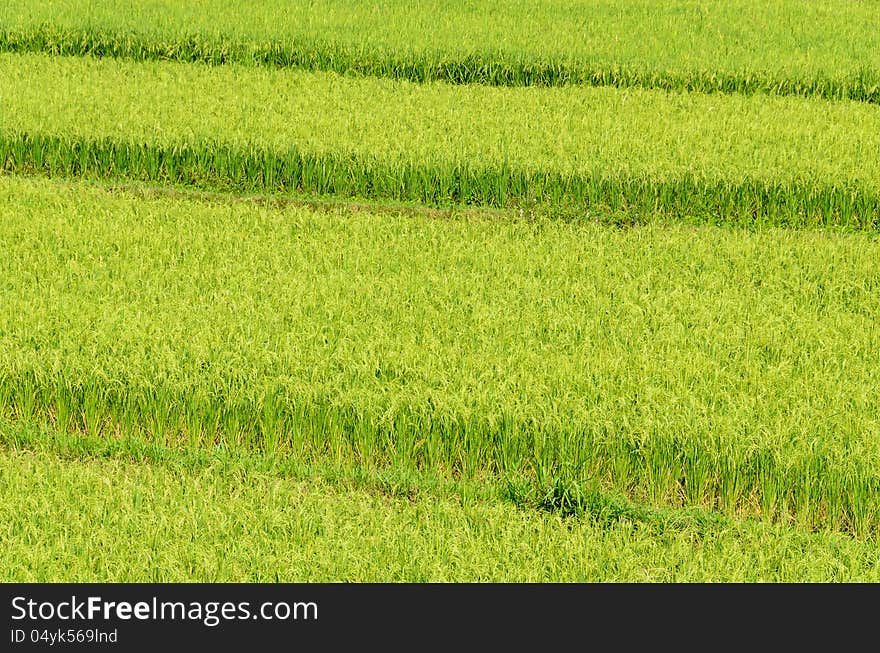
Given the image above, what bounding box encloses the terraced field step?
[2,175,879,535]
[3,54,879,226]
[3,428,880,581]
[1,0,879,101]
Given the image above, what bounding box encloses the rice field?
[3,53,879,225]
[2,2,879,581]
[4,430,880,582]
[1,1,879,101]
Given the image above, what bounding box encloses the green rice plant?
[2,53,879,226]
[2,176,880,534]
[4,442,880,582]
[0,1,878,101]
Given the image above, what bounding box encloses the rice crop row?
[6,133,877,229]
[1,1,878,102]
[5,442,880,582]
[2,53,879,226]
[2,176,880,534]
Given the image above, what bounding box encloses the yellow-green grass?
[1,53,879,226]
[2,175,880,534]
[3,434,880,582]
[1,1,878,101]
